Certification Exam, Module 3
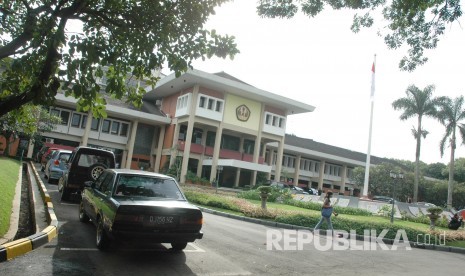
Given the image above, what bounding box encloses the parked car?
[372,196,394,203]
[44,149,72,183]
[38,143,75,171]
[416,202,437,207]
[304,187,319,195]
[59,146,116,201]
[79,169,204,251]
[291,186,309,195]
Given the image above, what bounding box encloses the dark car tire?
[61,186,70,201]
[79,202,90,223]
[89,163,107,180]
[96,217,109,250]
[171,242,188,251]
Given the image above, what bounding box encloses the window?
[91,118,100,131]
[81,115,87,129]
[279,118,284,128]
[120,123,128,136]
[208,99,214,110]
[60,111,70,126]
[206,131,216,147]
[215,101,223,112]
[266,114,271,124]
[51,109,60,117]
[111,121,120,135]
[199,96,206,108]
[102,119,111,133]
[71,113,81,127]
[221,134,240,151]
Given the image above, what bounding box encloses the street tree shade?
[0,0,462,118]
[392,85,446,203]
[437,96,465,209]
[0,0,239,118]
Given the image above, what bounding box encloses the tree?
[424,162,447,180]
[257,0,462,71]
[392,84,445,203]
[0,0,239,118]
[437,96,465,209]
[0,105,61,156]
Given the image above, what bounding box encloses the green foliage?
[237,186,292,202]
[427,207,444,216]
[377,204,394,217]
[257,0,463,71]
[0,158,20,236]
[401,213,449,229]
[284,199,373,217]
[257,186,272,194]
[185,170,211,186]
[424,162,447,180]
[184,190,242,212]
[0,0,239,117]
[275,213,426,241]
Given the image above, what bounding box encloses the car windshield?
[114,174,184,200]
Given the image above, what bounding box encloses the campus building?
[18,69,387,195]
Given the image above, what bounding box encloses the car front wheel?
[96,217,109,250]
[79,202,90,223]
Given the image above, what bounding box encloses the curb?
[0,161,58,262]
[198,206,465,255]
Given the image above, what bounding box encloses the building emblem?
[236,104,251,122]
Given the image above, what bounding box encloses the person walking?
[314,192,338,231]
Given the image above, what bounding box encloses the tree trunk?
[413,117,422,203]
[447,134,456,209]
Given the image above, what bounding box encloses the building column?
[318,160,326,191]
[267,148,274,180]
[169,120,181,167]
[234,168,241,187]
[210,122,223,183]
[121,150,127,169]
[81,110,92,146]
[180,85,199,184]
[197,128,208,177]
[125,120,138,169]
[275,137,285,182]
[293,155,301,186]
[340,165,347,195]
[154,125,165,173]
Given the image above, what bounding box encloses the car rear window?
[77,153,113,167]
[114,175,184,200]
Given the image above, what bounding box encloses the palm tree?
[437,96,465,209]
[392,85,445,203]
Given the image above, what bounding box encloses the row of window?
[265,112,285,129]
[198,94,223,112]
[50,108,129,137]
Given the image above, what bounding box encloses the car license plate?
[145,216,176,227]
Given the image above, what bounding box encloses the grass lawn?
[0,157,21,237]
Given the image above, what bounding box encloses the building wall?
[223,94,261,131]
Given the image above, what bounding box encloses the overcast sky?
[168,0,465,165]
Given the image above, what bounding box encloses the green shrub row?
[284,199,374,217]
[184,190,241,212]
[275,213,426,241]
[400,212,450,228]
[237,186,292,202]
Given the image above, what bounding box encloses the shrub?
[284,199,373,217]
[377,204,394,217]
[238,186,292,202]
[427,207,444,216]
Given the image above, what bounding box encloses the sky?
[174,0,465,165]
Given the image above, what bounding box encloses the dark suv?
[59,146,116,201]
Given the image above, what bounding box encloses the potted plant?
[257,186,272,210]
[426,207,443,230]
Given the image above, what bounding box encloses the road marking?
[61,248,99,251]
[183,243,205,252]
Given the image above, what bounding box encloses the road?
[1,170,465,275]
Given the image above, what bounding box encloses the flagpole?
[362,54,376,198]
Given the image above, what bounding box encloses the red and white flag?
[370,61,376,100]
